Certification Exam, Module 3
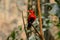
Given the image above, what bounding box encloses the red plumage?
[28,10,36,22]
[27,10,36,29]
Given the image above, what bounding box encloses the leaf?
[7,30,16,40]
[11,31,15,40]
[18,25,22,31]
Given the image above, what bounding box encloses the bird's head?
[28,10,35,14]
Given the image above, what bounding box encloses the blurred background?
[0,0,60,40]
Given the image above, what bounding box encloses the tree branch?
[37,0,45,40]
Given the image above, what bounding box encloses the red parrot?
[27,10,36,29]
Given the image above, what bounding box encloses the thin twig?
[16,4,28,40]
[31,24,42,39]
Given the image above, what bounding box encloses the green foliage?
[46,20,50,24]
[35,6,38,16]
[56,23,60,28]
[7,25,22,40]
[47,5,52,11]
[43,18,52,28]
[10,31,15,40]
[7,30,15,40]
[18,25,22,31]
[57,31,60,38]
[55,0,60,4]
[29,35,40,40]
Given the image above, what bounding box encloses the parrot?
[27,10,36,29]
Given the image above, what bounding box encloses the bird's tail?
[27,22,32,30]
